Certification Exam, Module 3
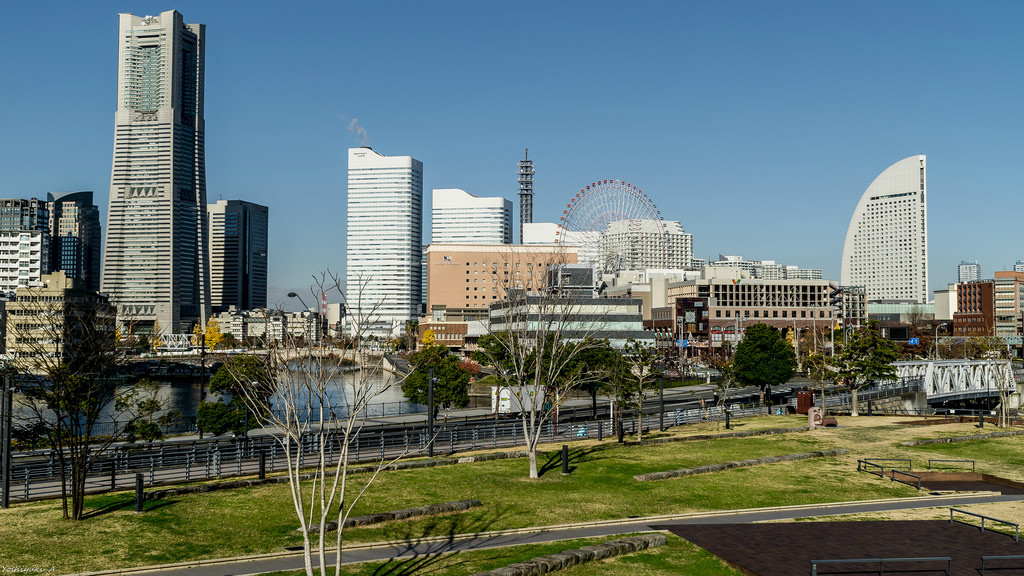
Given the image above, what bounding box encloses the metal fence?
[5,402,762,502]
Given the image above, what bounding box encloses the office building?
[954,280,995,337]
[708,254,822,280]
[207,200,268,313]
[666,267,841,350]
[5,271,115,372]
[993,271,1024,352]
[958,260,981,283]
[49,191,102,293]
[346,147,422,336]
[101,10,210,334]
[423,243,578,322]
[431,188,512,244]
[840,155,929,303]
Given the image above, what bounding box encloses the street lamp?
[1,375,12,509]
[933,322,948,360]
[288,292,316,343]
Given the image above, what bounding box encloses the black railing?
[810,557,950,576]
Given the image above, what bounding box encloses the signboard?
[908,338,919,345]
[680,340,689,348]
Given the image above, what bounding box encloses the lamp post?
[1,375,12,509]
[288,292,316,344]
[933,322,948,360]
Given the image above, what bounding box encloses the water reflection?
[12,369,418,435]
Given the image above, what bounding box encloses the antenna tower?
[517,149,534,243]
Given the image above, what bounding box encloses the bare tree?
[231,271,413,576]
[608,339,661,441]
[475,251,617,478]
[704,354,739,429]
[8,274,172,519]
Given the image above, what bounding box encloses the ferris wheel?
[556,179,668,275]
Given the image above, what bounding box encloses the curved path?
[72,492,1024,576]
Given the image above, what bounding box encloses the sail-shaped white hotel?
[840,155,928,303]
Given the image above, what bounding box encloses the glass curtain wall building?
[49,191,102,293]
[101,10,210,334]
[208,200,268,313]
[346,147,423,336]
[841,155,929,303]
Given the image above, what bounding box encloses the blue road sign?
[908,338,919,345]
[681,340,689,348]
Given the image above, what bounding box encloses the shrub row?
[472,533,667,576]
[633,449,850,482]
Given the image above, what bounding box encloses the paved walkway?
[73,492,1024,576]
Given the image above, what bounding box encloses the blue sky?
[1,1,1022,309]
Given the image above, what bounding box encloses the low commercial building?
[423,243,578,323]
[667,267,840,350]
[953,280,995,337]
[4,271,114,371]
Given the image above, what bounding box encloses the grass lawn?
[1,416,1016,574]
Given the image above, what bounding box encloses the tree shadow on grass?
[383,504,511,556]
[537,446,604,478]
[80,496,178,519]
[371,551,456,575]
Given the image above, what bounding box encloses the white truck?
[491,385,546,416]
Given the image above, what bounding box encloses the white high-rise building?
[957,260,981,283]
[0,231,47,295]
[101,11,209,333]
[841,155,929,303]
[599,220,694,270]
[431,188,512,244]
[346,147,423,336]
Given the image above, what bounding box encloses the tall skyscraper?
[517,150,534,244]
[840,155,929,303]
[346,147,423,336]
[48,191,102,293]
[208,200,268,313]
[0,198,50,295]
[432,188,512,244]
[957,260,981,283]
[101,11,210,334]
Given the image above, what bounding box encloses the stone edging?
[624,426,810,446]
[471,533,667,576]
[899,429,1024,446]
[306,499,481,533]
[633,449,850,482]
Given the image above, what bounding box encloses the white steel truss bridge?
[892,360,1016,404]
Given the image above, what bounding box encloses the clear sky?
[1,1,1021,309]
